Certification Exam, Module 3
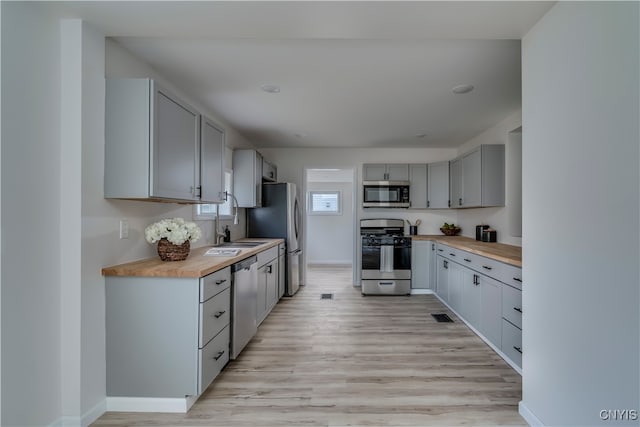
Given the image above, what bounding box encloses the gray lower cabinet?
[411,240,433,289]
[435,243,521,371]
[105,267,231,398]
[436,255,449,302]
[277,243,286,299]
[257,246,279,325]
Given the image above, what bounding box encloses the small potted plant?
[145,218,202,261]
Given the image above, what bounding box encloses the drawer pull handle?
[438,249,444,252]
[213,350,225,361]
[449,253,456,257]
[513,346,523,354]
[215,279,227,285]
[513,277,522,283]
[513,307,522,313]
[464,258,471,262]
[482,265,493,271]
[379,282,394,286]
[213,310,226,318]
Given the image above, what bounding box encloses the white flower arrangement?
[144,217,202,246]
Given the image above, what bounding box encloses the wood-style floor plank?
[93,267,524,426]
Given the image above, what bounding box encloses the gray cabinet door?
[278,253,285,299]
[461,267,481,328]
[462,147,482,207]
[480,275,502,347]
[409,164,428,209]
[256,264,268,325]
[427,161,450,208]
[152,86,199,200]
[436,256,449,302]
[363,164,387,181]
[480,145,505,207]
[387,164,409,181]
[266,260,278,311]
[411,241,431,289]
[449,158,463,208]
[200,117,225,203]
[447,261,463,313]
[429,242,437,289]
[233,149,262,207]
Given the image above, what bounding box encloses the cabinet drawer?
[502,284,522,329]
[198,324,229,394]
[497,263,523,290]
[200,287,230,347]
[200,267,231,302]
[257,246,279,267]
[502,319,522,368]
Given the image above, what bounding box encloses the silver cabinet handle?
[213,310,226,318]
[213,350,225,361]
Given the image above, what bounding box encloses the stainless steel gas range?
[360,219,412,295]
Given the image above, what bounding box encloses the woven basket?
[440,227,461,236]
[157,238,190,261]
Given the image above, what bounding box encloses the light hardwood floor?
[93,266,525,426]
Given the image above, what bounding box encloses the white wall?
[521,2,639,426]
[306,180,354,265]
[455,110,523,246]
[1,3,63,425]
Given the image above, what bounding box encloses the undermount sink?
[214,241,263,248]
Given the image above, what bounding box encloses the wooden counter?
[411,235,521,267]
[102,238,284,278]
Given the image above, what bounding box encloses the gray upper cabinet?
[200,116,226,204]
[409,164,427,209]
[105,79,225,203]
[427,161,450,209]
[363,164,409,181]
[233,149,263,207]
[449,144,505,208]
[449,157,463,208]
[262,159,277,182]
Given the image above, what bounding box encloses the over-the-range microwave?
[362,181,410,208]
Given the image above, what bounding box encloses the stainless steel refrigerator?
[247,182,302,296]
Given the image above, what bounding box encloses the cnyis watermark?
[599,409,638,421]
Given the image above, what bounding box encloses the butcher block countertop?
[412,235,522,267]
[102,238,284,278]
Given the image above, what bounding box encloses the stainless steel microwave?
[362,181,410,208]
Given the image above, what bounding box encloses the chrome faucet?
[213,191,240,245]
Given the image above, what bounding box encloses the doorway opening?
[303,168,355,291]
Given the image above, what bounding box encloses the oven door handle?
[380,245,394,273]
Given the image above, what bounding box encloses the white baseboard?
[82,399,107,426]
[519,401,544,426]
[46,400,107,427]
[410,289,434,295]
[106,395,198,413]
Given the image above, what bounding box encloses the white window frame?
[308,190,342,215]
[193,169,234,220]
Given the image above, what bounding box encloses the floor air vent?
[432,313,454,323]
[320,293,334,300]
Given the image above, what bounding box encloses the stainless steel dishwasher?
[230,255,258,359]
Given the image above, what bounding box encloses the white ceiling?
[52,1,555,149]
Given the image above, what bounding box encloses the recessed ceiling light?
[261,84,281,93]
[294,132,307,139]
[451,84,474,94]
[415,133,427,138]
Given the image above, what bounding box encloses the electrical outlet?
[119,219,129,239]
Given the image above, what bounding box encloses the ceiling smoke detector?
[451,84,474,94]
[260,84,281,93]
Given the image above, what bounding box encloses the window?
[308,191,342,215]
[193,169,233,219]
